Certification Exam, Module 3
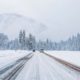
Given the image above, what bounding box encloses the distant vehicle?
[40,49,44,53]
[33,49,35,52]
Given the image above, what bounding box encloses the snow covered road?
[0,52,33,80]
[16,52,80,80]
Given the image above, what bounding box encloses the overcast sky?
[0,0,80,41]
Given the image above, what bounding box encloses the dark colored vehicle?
[33,49,35,52]
[40,49,44,53]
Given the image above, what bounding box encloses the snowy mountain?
[0,14,46,40]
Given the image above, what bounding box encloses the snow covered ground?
[0,50,31,69]
[46,51,80,67]
[15,51,80,80]
[0,50,80,80]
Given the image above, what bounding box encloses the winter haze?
[0,0,80,41]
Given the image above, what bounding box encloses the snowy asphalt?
[15,52,80,80]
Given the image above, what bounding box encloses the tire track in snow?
[40,53,80,80]
[15,52,40,80]
[15,52,80,80]
[42,53,80,80]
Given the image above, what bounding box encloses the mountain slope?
[0,14,46,40]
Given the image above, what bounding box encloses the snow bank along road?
[15,51,80,80]
[0,52,33,80]
[43,52,80,72]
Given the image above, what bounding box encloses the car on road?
[40,49,44,53]
[33,49,36,52]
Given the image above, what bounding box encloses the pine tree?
[27,34,36,50]
[22,30,26,49]
[19,30,26,49]
[19,30,23,44]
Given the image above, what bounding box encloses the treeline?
[0,30,80,51]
